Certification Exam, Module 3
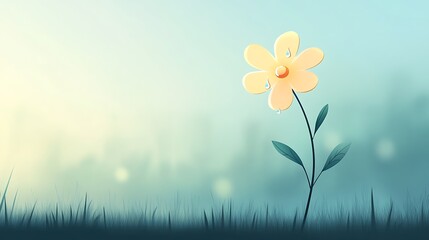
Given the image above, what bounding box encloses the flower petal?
[292,48,324,70]
[269,80,293,111]
[288,71,318,93]
[274,31,300,64]
[242,71,270,94]
[244,44,277,71]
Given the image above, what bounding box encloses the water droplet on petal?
[286,48,291,58]
[277,109,282,114]
[265,79,270,89]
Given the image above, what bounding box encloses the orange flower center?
[275,66,289,78]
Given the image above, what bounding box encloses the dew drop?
[265,79,270,89]
[276,109,282,115]
[286,48,291,58]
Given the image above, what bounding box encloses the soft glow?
[213,178,233,199]
[376,138,395,161]
[324,131,342,151]
[115,167,129,183]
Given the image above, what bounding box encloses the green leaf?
[272,141,303,167]
[314,104,329,135]
[322,143,351,171]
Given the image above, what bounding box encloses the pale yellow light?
[114,167,129,183]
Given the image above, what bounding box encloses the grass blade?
[10,190,18,223]
[51,212,56,227]
[292,209,298,231]
[83,193,88,225]
[168,211,172,231]
[265,205,269,230]
[347,212,350,230]
[19,213,27,227]
[251,212,257,230]
[27,202,37,228]
[93,213,101,227]
[371,189,376,230]
[229,200,232,229]
[69,206,73,225]
[211,208,215,230]
[151,207,158,226]
[61,210,65,227]
[203,210,209,230]
[4,197,8,226]
[221,204,225,229]
[386,199,393,229]
[103,207,107,229]
[0,170,14,214]
[45,213,49,228]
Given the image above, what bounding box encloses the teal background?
[0,0,428,212]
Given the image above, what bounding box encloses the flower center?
[275,66,289,78]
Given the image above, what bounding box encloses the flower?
[243,31,324,111]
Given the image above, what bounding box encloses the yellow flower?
[243,31,324,111]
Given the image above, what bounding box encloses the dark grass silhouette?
[1,176,429,239]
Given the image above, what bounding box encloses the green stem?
[291,90,316,230]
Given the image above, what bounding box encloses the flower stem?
[291,90,316,230]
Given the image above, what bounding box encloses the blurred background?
[0,0,428,213]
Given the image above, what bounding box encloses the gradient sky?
[1,0,429,211]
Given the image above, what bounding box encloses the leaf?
[314,104,329,135]
[272,141,303,167]
[322,143,351,171]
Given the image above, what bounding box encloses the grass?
[1,176,429,239]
